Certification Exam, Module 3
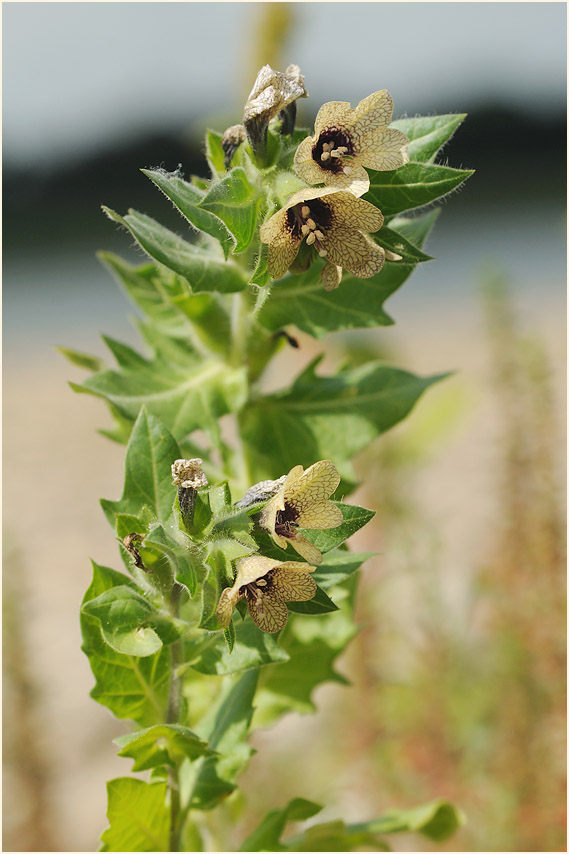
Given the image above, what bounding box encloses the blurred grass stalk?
[345,270,565,852]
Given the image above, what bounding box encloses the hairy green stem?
[166,582,185,851]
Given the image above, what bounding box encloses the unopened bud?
[172,458,207,531]
[221,124,246,169]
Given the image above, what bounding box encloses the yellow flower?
[294,90,410,196]
[216,555,317,634]
[259,187,384,286]
[259,460,343,564]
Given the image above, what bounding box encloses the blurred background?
[3,2,566,851]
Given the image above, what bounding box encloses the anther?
[301,205,310,218]
[301,224,311,236]
[318,249,328,257]
[306,218,316,230]
[320,152,331,161]
[305,233,316,245]
[314,230,324,240]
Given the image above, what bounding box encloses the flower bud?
[172,458,208,531]
[221,124,246,169]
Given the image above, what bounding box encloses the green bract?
[66,66,471,850]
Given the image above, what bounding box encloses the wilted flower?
[216,555,317,633]
[259,460,342,564]
[259,187,384,286]
[171,458,208,489]
[243,64,307,158]
[294,90,409,196]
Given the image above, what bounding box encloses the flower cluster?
[216,460,342,633]
[261,87,409,290]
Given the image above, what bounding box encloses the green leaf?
[286,584,338,615]
[57,346,104,372]
[375,224,432,262]
[81,563,169,725]
[187,670,258,810]
[241,360,447,481]
[253,580,359,726]
[198,167,262,253]
[313,550,376,590]
[115,724,214,771]
[391,208,441,249]
[100,778,169,852]
[284,818,390,852]
[142,168,233,258]
[97,252,196,339]
[100,408,180,526]
[78,339,247,449]
[240,798,323,852]
[205,128,226,178]
[187,620,289,676]
[348,799,465,843]
[82,585,165,657]
[391,113,467,163]
[365,163,473,218]
[256,211,438,338]
[102,206,248,293]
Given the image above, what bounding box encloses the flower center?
[240,573,275,601]
[275,504,300,538]
[287,198,332,258]
[313,128,354,176]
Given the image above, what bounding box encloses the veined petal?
[313,100,353,136]
[325,229,385,278]
[329,192,384,233]
[290,534,324,565]
[247,594,288,633]
[266,232,302,279]
[271,564,317,601]
[352,89,394,129]
[321,262,342,291]
[287,459,341,511]
[358,127,410,171]
[216,587,240,628]
[234,555,281,588]
[296,500,343,530]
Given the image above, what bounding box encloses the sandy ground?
[3,292,565,851]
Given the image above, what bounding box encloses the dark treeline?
[3,104,565,253]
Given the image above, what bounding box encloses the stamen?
[314,230,324,240]
[330,150,341,158]
[301,205,310,218]
[305,233,316,245]
[318,249,327,257]
[320,152,330,162]
[306,218,316,230]
[301,224,311,236]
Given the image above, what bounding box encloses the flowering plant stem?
[68,65,472,851]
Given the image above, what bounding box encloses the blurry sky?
[3,1,566,169]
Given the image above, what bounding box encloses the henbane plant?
[64,64,472,851]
